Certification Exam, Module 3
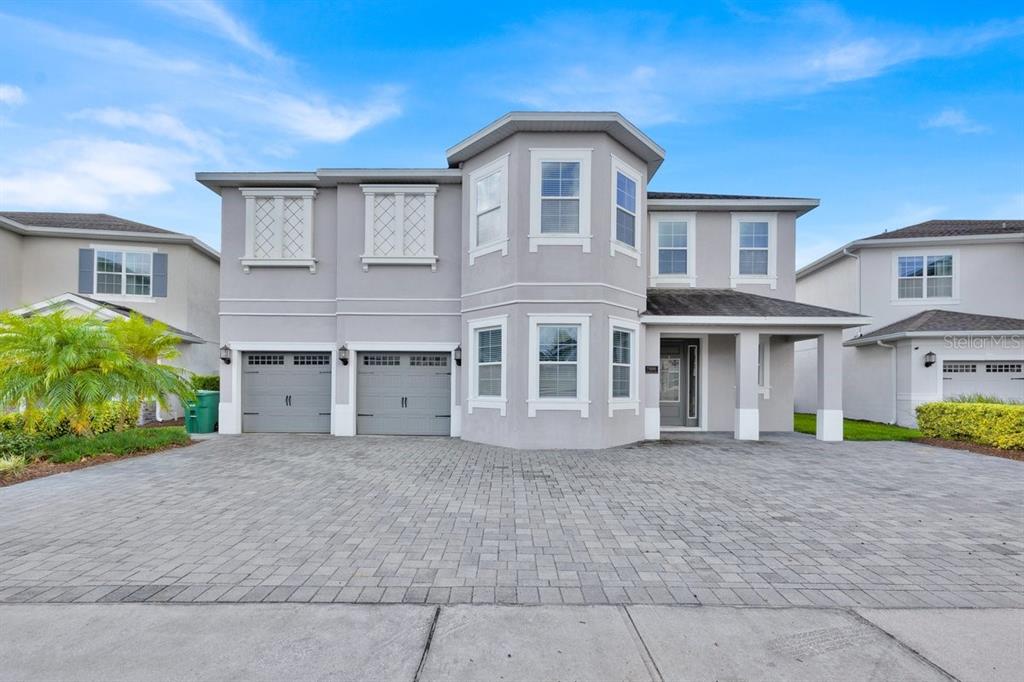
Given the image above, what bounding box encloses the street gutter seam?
[413,605,441,682]
[621,605,665,682]
[847,608,961,682]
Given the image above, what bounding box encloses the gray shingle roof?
[867,219,1023,240]
[0,212,175,235]
[77,295,205,344]
[647,191,814,201]
[645,288,860,317]
[849,309,1024,345]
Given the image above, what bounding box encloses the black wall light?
[454,346,462,366]
[923,351,936,368]
[219,345,232,364]
[339,345,350,365]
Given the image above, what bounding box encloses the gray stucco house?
[199,112,864,448]
[795,220,1024,427]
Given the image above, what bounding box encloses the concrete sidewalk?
[1,604,1020,681]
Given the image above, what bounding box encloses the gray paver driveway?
[1,433,1021,607]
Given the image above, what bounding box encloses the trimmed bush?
[38,427,190,463]
[0,402,137,439]
[916,402,1024,450]
[192,374,220,391]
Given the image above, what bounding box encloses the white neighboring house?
[795,220,1024,427]
[0,212,220,419]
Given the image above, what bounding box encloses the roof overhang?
[641,315,869,327]
[196,169,463,193]
[0,216,219,262]
[648,197,820,217]
[445,112,666,177]
[845,328,1024,347]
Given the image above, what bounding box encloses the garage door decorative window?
[986,363,1022,373]
[409,354,448,367]
[293,353,330,365]
[248,354,284,365]
[943,362,976,373]
[363,354,400,366]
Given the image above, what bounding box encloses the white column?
[734,330,760,440]
[816,329,843,441]
[643,327,661,440]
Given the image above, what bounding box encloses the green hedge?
[192,374,220,391]
[916,402,1024,450]
[0,401,138,439]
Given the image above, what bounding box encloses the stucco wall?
[0,228,23,310]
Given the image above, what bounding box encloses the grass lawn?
[794,413,922,441]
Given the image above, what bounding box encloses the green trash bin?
[186,390,220,434]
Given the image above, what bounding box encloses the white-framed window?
[608,317,640,416]
[467,315,508,415]
[95,248,153,297]
[757,337,771,398]
[649,212,697,286]
[528,314,590,417]
[730,212,777,289]
[893,251,957,301]
[240,188,317,273]
[361,184,439,271]
[610,155,642,264]
[468,154,509,265]
[529,148,592,252]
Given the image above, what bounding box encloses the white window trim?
[468,154,510,265]
[649,212,697,287]
[609,154,643,266]
[91,245,155,300]
[360,184,439,271]
[890,248,960,304]
[529,148,592,252]
[468,314,508,416]
[730,212,777,289]
[528,313,591,417]
[758,336,771,399]
[240,187,318,273]
[608,316,640,417]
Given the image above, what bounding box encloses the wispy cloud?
[149,0,277,60]
[0,84,25,105]
[924,107,989,134]
[72,107,225,161]
[260,88,404,143]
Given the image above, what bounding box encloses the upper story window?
[610,155,643,265]
[468,155,509,265]
[361,184,439,271]
[528,314,591,417]
[730,212,777,289]
[468,314,508,416]
[529,149,592,252]
[96,250,152,296]
[649,212,696,287]
[896,254,954,299]
[241,188,317,273]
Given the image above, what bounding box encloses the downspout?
[876,340,897,424]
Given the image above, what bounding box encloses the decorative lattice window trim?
[293,353,331,366]
[247,353,285,365]
[240,188,318,273]
[986,363,1022,373]
[360,184,439,271]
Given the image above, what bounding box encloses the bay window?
[469,154,509,264]
[528,314,590,416]
[608,317,640,416]
[611,155,643,264]
[468,315,507,415]
[529,149,592,251]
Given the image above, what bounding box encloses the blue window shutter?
[153,253,168,297]
[78,249,94,294]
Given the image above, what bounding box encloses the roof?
[644,288,862,319]
[846,309,1024,346]
[648,191,814,201]
[196,169,462,190]
[445,112,666,176]
[867,219,1024,240]
[79,295,205,344]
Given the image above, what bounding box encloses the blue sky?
[1,1,1021,265]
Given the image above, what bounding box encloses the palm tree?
[108,312,195,417]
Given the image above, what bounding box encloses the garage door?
[242,352,332,433]
[357,352,451,435]
[943,360,1024,402]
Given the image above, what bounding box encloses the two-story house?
[0,212,221,416]
[795,220,1024,427]
[198,112,864,449]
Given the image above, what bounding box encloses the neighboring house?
[795,220,1024,427]
[0,212,221,417]
[198,111,864,449]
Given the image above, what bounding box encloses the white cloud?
[924,108,989,134]
[0,84,25,105]
[261,89,403,142]
[149,0,277,60]
[72,107,225,161]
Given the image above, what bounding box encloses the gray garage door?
[241,352,332,433]
[357,352,451,436]
[943,360,1024,402]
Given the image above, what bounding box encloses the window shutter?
[152,253,168,297]
[78,249,94,294]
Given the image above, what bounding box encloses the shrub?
[192,374,220,391]
[39,427,190,463]
[0,454,28,476]
[0,431,38,458]
[916,402,1024,450]
[0,403,137,439]
[945,393,1022,405]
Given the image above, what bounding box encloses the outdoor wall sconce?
[219,345,232,364]
[923,351,936,368]
[454,346,462,366]
[339,345,350,365]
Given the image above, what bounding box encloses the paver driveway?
[0,433,1020,607]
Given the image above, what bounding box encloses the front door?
[660,340,700,428]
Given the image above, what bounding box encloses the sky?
[1,0,1021,265]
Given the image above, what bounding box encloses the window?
[986,363,1022,373]
[469,155,509,264]
[611,330,631,397]
[610,156,643,264]
[896,254,954,299]
[757,339,770,397]
[360,185,439,271]
[943,362,976,373]
[730,213,777,288]
[240,188,317,273]
[660,357,680,401]
[468,315,508,415]
[528,314,590,416]
[659,222,687,273]
[608,317,640,416]
[95,249,152,297]
[529,149,592,251]
[650,213,696,286]
[247,354,284,365]
[362,353,400,366]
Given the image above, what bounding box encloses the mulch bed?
[0,441,192,488]
[914,437,1024,462]
[140,417,186,428]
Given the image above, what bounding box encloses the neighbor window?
[897,254,953,299]
[738,222,770,275]
[476,327,503,397]
[96,250,152,296]
[529,149,592,251]
[469,155,509,263]
[541,162,581,234]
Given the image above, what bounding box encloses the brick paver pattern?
[1,433,1021,607]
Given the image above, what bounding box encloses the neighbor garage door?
[241,352,332,433]
[943,360,1024,402]
[357,352,451,435]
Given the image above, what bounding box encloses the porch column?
[734,329,760,440]
[816,329,843,441]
